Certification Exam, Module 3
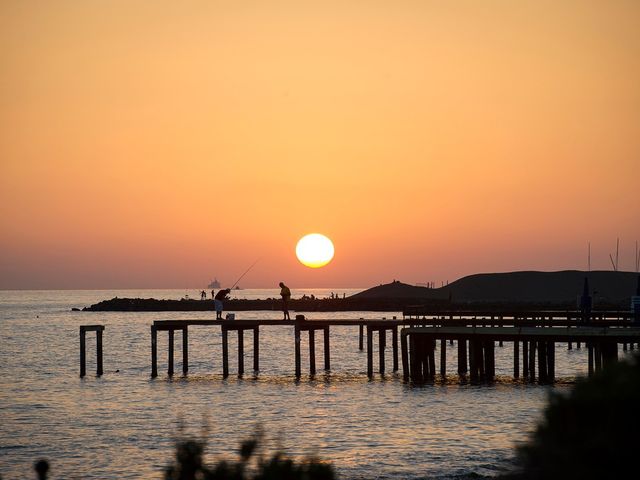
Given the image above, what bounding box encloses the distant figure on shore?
[34,460,49,480]
[200,290,206,301]
[279,282,291,320]
[211,289,215,299]
[214,289,231,320]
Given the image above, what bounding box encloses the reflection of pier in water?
[147,310,639,382]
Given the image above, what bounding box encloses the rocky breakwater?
[81,293,442,313]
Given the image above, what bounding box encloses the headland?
[81,270,639,312]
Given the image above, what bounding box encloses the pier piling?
[168,330,174,376]
[80,325,105,377]
[324,327,330,370]
[379,329,385,374]
[222,327,229,377]
[440,338,446,377]
[182,327,189,375]
[392,327,399,371]
[367,326,373,377]
[401,331,409,380]
[151,325,158,377]
[238,329,244,376]
[457,339,467,375]
[254,327,260,371]
[295,325,301,377]
[309,329,316,375]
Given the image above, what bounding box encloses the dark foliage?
[164,429,336,480]
[507,354,640,479]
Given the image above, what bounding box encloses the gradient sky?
[1,1,639,289]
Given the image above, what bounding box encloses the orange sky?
[1,1,639,289]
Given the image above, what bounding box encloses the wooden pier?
[147,311,639,381]
[401,326,640,383]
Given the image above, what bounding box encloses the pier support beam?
[295,325,301,377]
[253,327,260,372]
[440,338,446,378]
[168,330,174,376]
[409,334,420,382]
[457,339,467,375]
[485,340,495,380]
[151,325,158,378]
[367,326,373,377]
[309,329,316,375]
[401,330,409,381]
[379,329,386,374]
[547,341,555,382]
[392,327,399,372]
[182,327,189,375]
[324,327,330,371]
[238,329,244,376]
[222,328,229,377]
[528,341,536,381]
[80,325,104,378]
[537,341,548,383]
[514,341,520,378]
[601,341,618,369]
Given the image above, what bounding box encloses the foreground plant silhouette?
[505,353,640,479]
[164,428,336,480]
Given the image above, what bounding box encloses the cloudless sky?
[1,0,639,289]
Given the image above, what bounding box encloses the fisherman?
[214,288,231,320]
[279,282,291,320]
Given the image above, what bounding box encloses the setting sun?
[296,234,335,268]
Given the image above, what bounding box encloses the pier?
[400,326,640,383]
[147,311,639,381]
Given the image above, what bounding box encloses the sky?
[1,0,639,290]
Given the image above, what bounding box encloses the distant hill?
[352,271,640,305]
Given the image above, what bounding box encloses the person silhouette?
[214,289,231,320]
[279,282,291,320]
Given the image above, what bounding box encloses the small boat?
[207,278,221,289]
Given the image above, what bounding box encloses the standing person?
[214,288,231,320]
[279,282,291,320]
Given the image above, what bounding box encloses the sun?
[296,233,335,268]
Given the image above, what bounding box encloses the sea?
[0,288,622,479]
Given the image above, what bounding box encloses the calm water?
[0,289,615,479]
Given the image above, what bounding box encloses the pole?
[230,259,260,290]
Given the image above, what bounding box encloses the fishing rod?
[229,258,260,290]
